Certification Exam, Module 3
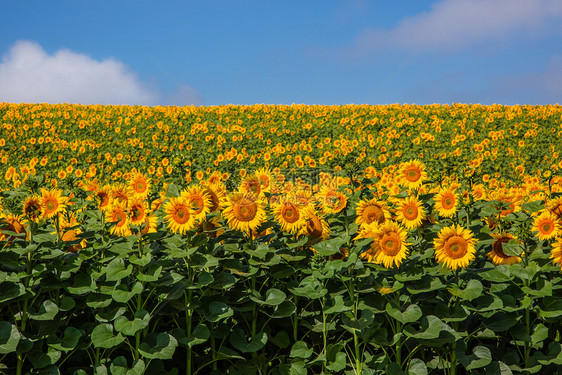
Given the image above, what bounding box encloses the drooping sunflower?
[355,198,391,227]
[222,192,266,234]
[203,183,227,213]
[358,221,409,268]
[399,159,427,190]
[272,198,307,234]
[128,199,147,226]
[129,172,151,200]
[254,167,273,194]
[23,195,42,221]
[106,203,132,237]
[94,186,112,211]
[239,174,263,200]
[487,232,522,266]
[547,197,562,221]
[550,237,562,269]
[111,183,131,206]
[0,214,27,243]
[59,214,86,253]
[181,185,211,222]
[163,196,196,235]
[532,210,561,241]
[433,188,459,218]
[318,186,347,214]
[434,225,477,270]
[300,206,330,240]
[41,188,66,219]
[141,214,159,236]
[395,195,426,230]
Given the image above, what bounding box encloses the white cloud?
[350,0,562,54]
[0,40,159,105]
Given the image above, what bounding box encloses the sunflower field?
[1,103,562,374]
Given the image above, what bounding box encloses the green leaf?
[107,241,134,255]
[534,341,562,365]
[0,282,25,303]
[408,358,428,375]
[186,324,210,348]
[269,300,296,318]
[386,301,422,324]
[138,332,178,359]
[288,276,327,299]
[538,297,562,318]
[229,329,268,353]
[250,288,286,306]
[91,324,125,349]
[448,279,483,301]
[464,346,492,370]
[403,315,460,345]
[28,347,61,369]
[326,352,347,372]
[114,310,151,336]
[109,356,145,375]
[387,362,406,375]
[483,312,518,332]
[47,327,83,352]
[269,331,290,349]
[205,301,233,322]
[111,282,143,303]
[290,341,313,359]
[67,272,97,295]
[0,321,20,354]
[312,236,349,256]
[531,324,549,345]
[105,258,133,282]
[341,309,375,330]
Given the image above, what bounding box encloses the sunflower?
[433,188,459,218]
[222,192,266,234]
[358,221,409,268]
[203,183,227,213]
[532,211,561,241]
[547,197,562,220]
[0,214,27,243]
[198,216,225,238]
[129,172,151,199]
[487,232,522,266]
[163,196,196,234]
[141,214,159,236]
[355,198,391,227]
[395,195,426,230]
[254,167,273,194]
[41,188,66,219]
[106,203,132,237]
[550,237,562,269]
[181,185,211,222]
[239,174,263,199]
[60,215,86,253]
[300,206,330,240]
[128,199,147,226]
[111,183,131,206]
[272,198,307,234]
[318,186,347,214]
[434,225,477,270]
[95,186,112,211]
[23,195,42,221]
[399,159,427,190]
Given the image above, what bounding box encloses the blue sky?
[1,0,561,106]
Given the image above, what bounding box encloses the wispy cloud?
[0,40,160,105]
[347,0,562,56]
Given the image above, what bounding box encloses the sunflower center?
[173,205,191,224]
[442,194,455,210]
[492,237,510,258]
[281,204,300,223]
[403,204,418,221]
[380,233,401,256]
[363,205,385,224]
[135,181,147,193]
[405,168,421,182]
[232,198,257,222]
[114,212,127,227]
[306,216,323,238]
[444,235,468,259]
[45,199,57,212]
[541,221,554,235]
[190,196,205,214]
[131,205,144,221]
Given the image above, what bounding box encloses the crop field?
[1,102,562,374]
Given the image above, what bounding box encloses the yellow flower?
[395,195,426,230]
[222,192,266,234]
[181,185,211,222]
[358,221,409,268]
[434,225,477,270]
[433,188,459,218]
[399,159,427,190]
[272,198,307,234]
[355,198,391,227]
[487,233,522,266]
[41,188,66,219]
[163,197,196,235]
[532,211,561,241]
